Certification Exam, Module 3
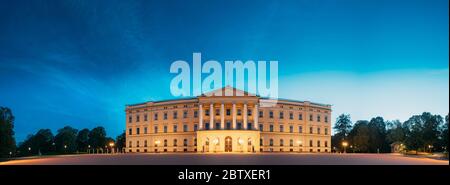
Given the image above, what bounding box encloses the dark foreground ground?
[0,153,448,165]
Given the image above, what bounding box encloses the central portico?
[196,87,260,153]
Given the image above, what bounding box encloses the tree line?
[0,107,126,157]
[332,112,449,154]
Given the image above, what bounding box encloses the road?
[0,153,448,165]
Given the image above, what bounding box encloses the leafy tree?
[442,114,449,152]
[348,120,370,152]
[386,120,406,144]
[0,107,16,157]
[367,117,388,153]
[76,128,90,152]
[116,131,126,152]
[54,126,78,153]
[333,114,352,152]
[404,115,424,153]
[421,112,442,152]
[88,126,107,150]
[33,129,55,154]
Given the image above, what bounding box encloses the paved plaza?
[0,153,448,165]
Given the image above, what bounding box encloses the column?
[199,104,203,130]
[253,104,258,130]
[220,103,225,129]
[243,103,248,130]
[210,103,214,129]
[232,103,236,129]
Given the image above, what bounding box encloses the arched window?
[309,140,313,147]
[317,140,321,147]
[280,139,284,146]
[269,139,274,146]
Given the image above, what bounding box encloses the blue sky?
[0,0,448,142]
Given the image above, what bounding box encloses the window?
[260,139,263,146]
[205,109,210,116]
[325,128,328,135]
[216,109,220,116]
[325,116,328,123]
[237,122,242,130]
[309,114,313,121]
[298,113,303,120]
[183,124,188,132]
[183,139,188,146]
[270,125,274,132]
[136,128,140,135]
[136,115,140,122]
[247,123,252,130]
[289,112,293,120]
[215,122,220,130]
[154,113,158,120]
[173,125,177,133]
[259,124,263,131]
[317,115,320,122]
[247,110,252,116]
[259,111,263,118]
[154,126,158,133]
[279,112,284,119]
[325,141,328,147]
[226,122,231,129]
[164,112,168,120]
[144,140,148,147]
[144,127,148,134]
[194,138,197,146]
[144,114,148,121]
[279,125,284,132]
[280,139,284,146]
[194,110,198,118]
[269,111,274,118]
[183,111,188,118]
[128,116,132,123]
[164,139,167,147]
[309,140,313,147]
[317,128,320,134]
[164,125,167,133]
[205,123,210,130]
[173,111,178,119]
[270,139,274,146]
[128,128,132,135]
[299,126,303,133]
[317,140,321,147]
[129,141,132,148]
[226,109,231,116]
[237,109,241,116]
[310,127,313,134]
[137,141,140,147]
[173,139,177,147]
[194,124,198,131]
[290,139,294,147]
[289,125,293,133]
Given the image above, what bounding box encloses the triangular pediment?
[199,86,257,97]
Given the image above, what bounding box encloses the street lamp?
[296,140,302,153]
[342,141,348,153]
[109,142,115,154]
[155,140,160,153]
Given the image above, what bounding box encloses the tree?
[386,120,406,144]
[367,117,388,153]
[0,107,16,157]
[54,126,78,153]
[76,128,90,152]
[348,120,370,152]
[404,115,424,153]
[17,129,54,156]
[88,126,107,150]
[421,112,442,152]
[333,114,352,151]
[442,114,449,152]
[116,131,126,152]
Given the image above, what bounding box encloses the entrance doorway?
[225,136,232,152]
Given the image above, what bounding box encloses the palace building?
[125,86,332,153]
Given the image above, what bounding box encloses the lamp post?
[297,140,302,153]
[155,140,160,153]
[342,141,348,154]
[238,138,244,152]
[109,142,115,154]
[88,145,91,154]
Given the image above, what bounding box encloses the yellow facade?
[125,87,331,153]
